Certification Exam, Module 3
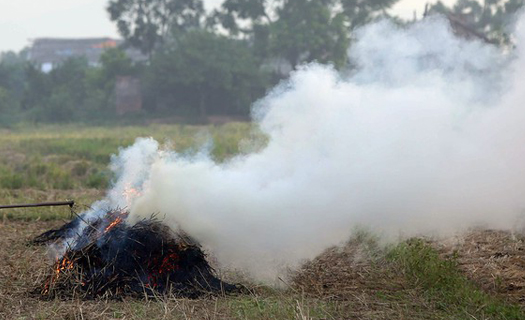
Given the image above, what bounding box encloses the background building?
[27,37,146,72]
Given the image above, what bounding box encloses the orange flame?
[44,256,75,293]
[104,217,124,233]
[122,184,142,204]
[54,257,74,277]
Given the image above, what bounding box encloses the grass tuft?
[389,239,525,319]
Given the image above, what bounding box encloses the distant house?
[27,37,146,72]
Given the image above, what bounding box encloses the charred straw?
[35,209,238,299]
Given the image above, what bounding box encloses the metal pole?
[0,200,74,210]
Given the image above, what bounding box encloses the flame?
[44,256,75,294]
[146,251,180,288]
[54,257,74,277]
[122,184,142,204]
[104,216,124,233]
[158,253,180,274]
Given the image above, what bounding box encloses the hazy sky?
[0,0,457,53]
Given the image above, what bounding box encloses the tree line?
[0,0,523,125]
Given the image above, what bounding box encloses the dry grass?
[438,229,525,304]
[0,220,333,319]
[2,124,525,318]
[0,220,235,320]
[0,221,454,320]
[291,234,440,319]
[3,219,525,319]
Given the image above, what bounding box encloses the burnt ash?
[36,210,236,299]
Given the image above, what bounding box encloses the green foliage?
[0,0,406,123]
[99,48,136,80]
[146,30,270,117]
[269,0,349,68]
[213,0,399,69]
[209,0,271,36]
[19,49,142,124]
[21,64,51,111]
[0,122,254,192]
[107,0,205,55]
[341,0,399,29]
[0,51,26,124]
[23,58,99,122]
[0,51,26,102]
[0,86,15,115]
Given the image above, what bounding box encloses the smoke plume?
[91,16,525,282]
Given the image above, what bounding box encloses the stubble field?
[1,123,525,320]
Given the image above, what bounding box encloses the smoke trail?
[99,16,525,282]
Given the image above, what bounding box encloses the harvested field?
[438,229,525,304]
[37,213,237,300]
[1,125,525,319]
[2,219,525,319]
[291,235,435,319]
[0,220,234,319]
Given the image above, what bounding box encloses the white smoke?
[96,16,525,282]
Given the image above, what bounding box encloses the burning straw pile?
[35,210,236,299]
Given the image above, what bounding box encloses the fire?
[122,184,142,204]
[158,252,180,274]
[104,216,124,233]
[54,256,74,277]
[146,250,180,288]
[103,210,129,233]
[38,211,235,298]
[43,256,75,294]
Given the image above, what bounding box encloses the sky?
[0,0,458,53]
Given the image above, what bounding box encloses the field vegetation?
[1,0,525,317]
[1,124,525,319]
[0,123,252,220]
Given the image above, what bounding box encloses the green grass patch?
[0,123,256,192]
[228,293,335,320]
[389,239,525,320]
[0,122,259,220]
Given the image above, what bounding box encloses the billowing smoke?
[90,16,525,282]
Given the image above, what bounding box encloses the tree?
[88,47,138,95]
[427,0,524,44]
[146,30,269,118]
[34,58,90,122]
[211,0,398,70]
[340,0,399,29]
[22,64,51,111]
[269,0,349,69]
[208,0,271,35]
[22,57,116,122]
[99,48,136,80]
[0,51,27,112]
[0,86,12,113]
[107,0,205,56]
